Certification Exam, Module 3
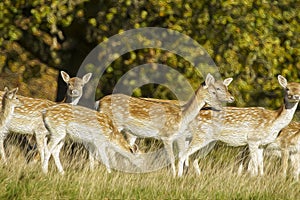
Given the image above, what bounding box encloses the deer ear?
[205,73,215,86]
[278,75,288,88]
[130,144,139,154]
[82,73,92,84]
[60,71,70,83]
[223,78,233,87]
[11,87,18,95]
[4,87,9,92]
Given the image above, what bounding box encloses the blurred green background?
[0,0,299,111]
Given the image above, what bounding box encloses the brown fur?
[98,75,234,176]
[42,103,135,174]
[177,76,300,177]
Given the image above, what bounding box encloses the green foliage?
[0,0,299,108]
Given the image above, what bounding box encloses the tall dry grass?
[0,138,299,200]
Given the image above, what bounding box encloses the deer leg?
[237,146,249,175]
[0,133,7,164]
[178,138,212,177]
[162,139,176,177]
[43,133,65,174]
[281,148,289,177]
[247,143,260,176]
[34,121,50,165]
[192,159,201,175]
[192,141,217,176]
[290,153,300,181]
[257,148,264,176]
[89,151,95,171]
[176,136,189,167]
[51,141,65,174]
[178,144,202,177]
[184,140,190,167]
[35,133,47,166]
[98,145,111,173]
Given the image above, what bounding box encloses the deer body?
[0,87,21,163]
[98,74,234,176]
[216,107,295,146]
[42,103,138,174]
[0,71,92,167]
[275,121,300,181]
[177,75,300,177]
[258,121,300,180]
[0,92,54,164]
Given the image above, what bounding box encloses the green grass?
[0,142,299,200]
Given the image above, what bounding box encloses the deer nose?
[71,90,80,96]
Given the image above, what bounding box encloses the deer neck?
[181,87,207,128]
[0,99,15,126]
[274,98,299,131]
[65,96,80,105]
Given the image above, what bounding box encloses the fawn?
[241,121,300,180]
[177,75,300,177]
[42,103,139,174]
[0,87,22,163]
[270,121,300,180]
[0,71,92,167]
[97,74,234,176]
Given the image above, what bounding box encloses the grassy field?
[0,140,299,200]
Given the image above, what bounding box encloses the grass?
[0,140,299,200]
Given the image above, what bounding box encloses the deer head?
[61,71,92,105]
[278,75,300,108]
[2,87,22,109]
[201,73,234,110]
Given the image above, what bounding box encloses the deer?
[0,87,22,163]
[0,71,92,167]
[27,71,92,152]
[177,75,300,177]
[97,74,235,176]
[44,71,96,169]
[41,103,139,174]
[239,121,300,181]
[269,121,300,181]
[60,71,92,105]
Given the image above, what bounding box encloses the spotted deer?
[241,121,300,181]
[268,121,300,180]
[177,75,300,177]
[0,71,92,167]
[42,103,139,174]
[98,74,234,176]
[0,87,22,163]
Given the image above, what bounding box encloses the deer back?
[277,121,300,151]
[99,93,182,138]
[189,77,300,146]
[43,103,134,153]
[0,90,55,134]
